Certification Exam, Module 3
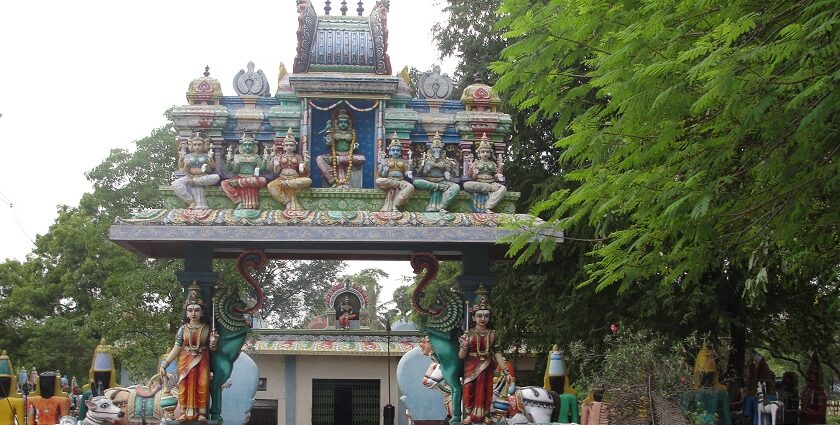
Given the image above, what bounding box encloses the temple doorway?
[312,379,380,425]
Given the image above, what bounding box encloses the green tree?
[495,0,840,299]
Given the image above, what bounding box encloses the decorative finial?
[340,0,348,15]
[324,0,331,15]
[204,66,210,77]
[357,0,364,15]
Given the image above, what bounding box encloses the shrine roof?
[109,210,557,260]
[244,329,423,357]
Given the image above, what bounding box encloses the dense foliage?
[431,0,839,387]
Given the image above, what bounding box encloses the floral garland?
[331,129,357,186]
[308,99,380,112]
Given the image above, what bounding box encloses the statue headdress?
[430,132,444,150]
[240,131,256,144]
[279,127,297,146]
[471,284,491,313]
[388,133,401,149]
[184,281,205,308]
[475,133,492,151]
[693,343,725,390]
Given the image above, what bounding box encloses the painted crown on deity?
[476,133,492,151]
[280,127,297,145]
[471,284,491,313]
[184,281,205,308]
[388,133,401,149]
[430,132,444,150]
[240,131,256,144]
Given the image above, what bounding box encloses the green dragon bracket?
[411,252,465,424]
[209,250,266,421]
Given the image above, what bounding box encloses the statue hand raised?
[254,167,261,176]
[201,164,208,173]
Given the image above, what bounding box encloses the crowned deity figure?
[458,286,507,424]
[172,132,220,209]
[161,282,218,422]
[375,135,414,212]
[412,133,460,212]
[266,128,312,211]
[464,134,506,213]
[221,132,267,210]
[337,296,358,330]
[315,108,366,188]
[800,354,826,425]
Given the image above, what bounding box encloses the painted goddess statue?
[375,135,414,212]
[463,134,506,213]
[337,296,358,329]
[458,287,507,424]
[172,133,220,209]
[315,108,365,188]
[160,282,218,422]
[412,133,460,212]
[221,132,267,210]
[266,128,312,211]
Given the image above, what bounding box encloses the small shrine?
[244,279,424,425]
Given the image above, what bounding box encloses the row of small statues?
[172,110,507,213]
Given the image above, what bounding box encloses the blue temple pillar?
[455,245,496,302]
[175,242,219,307]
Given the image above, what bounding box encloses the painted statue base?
[160,186,520,214]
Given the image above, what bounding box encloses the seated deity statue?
[411,133,460,212]
[221,132,267,210]
[315,108,366,188]
[171,132,220,209]
[463,133,506,213]
[266,128,312,211]
[375,135,414,212]
[337,296,358,329]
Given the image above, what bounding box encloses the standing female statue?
[464,134,506,213]
[315,108,366,188]
[160,283,218,422]
[458,287,507,424]
[171,133,220,209]
[221,132,267,210]
[266,128,312,211]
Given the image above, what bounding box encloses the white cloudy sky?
[0,0,456,303]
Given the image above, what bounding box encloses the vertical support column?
[175,242,218,308]
[284,355,297,425]
[455,245,496,304]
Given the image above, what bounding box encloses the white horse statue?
[756,381,783,425]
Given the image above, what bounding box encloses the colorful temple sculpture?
[681,344,732,425]
[107,1,559,424]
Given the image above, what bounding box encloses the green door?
[312,379,380,425]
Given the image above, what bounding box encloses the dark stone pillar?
[175,242,218,308]
[455,245,496,303]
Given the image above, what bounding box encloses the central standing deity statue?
[161,282,218,423]
[222,132,267,210]
[316,108,366,188]
[172,132,220,209]
[267,128,312,211]
[412,132,460,212]
[375,135,414,212]
[459,287,507,424]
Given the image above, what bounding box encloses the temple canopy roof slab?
[108,211,557,261]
